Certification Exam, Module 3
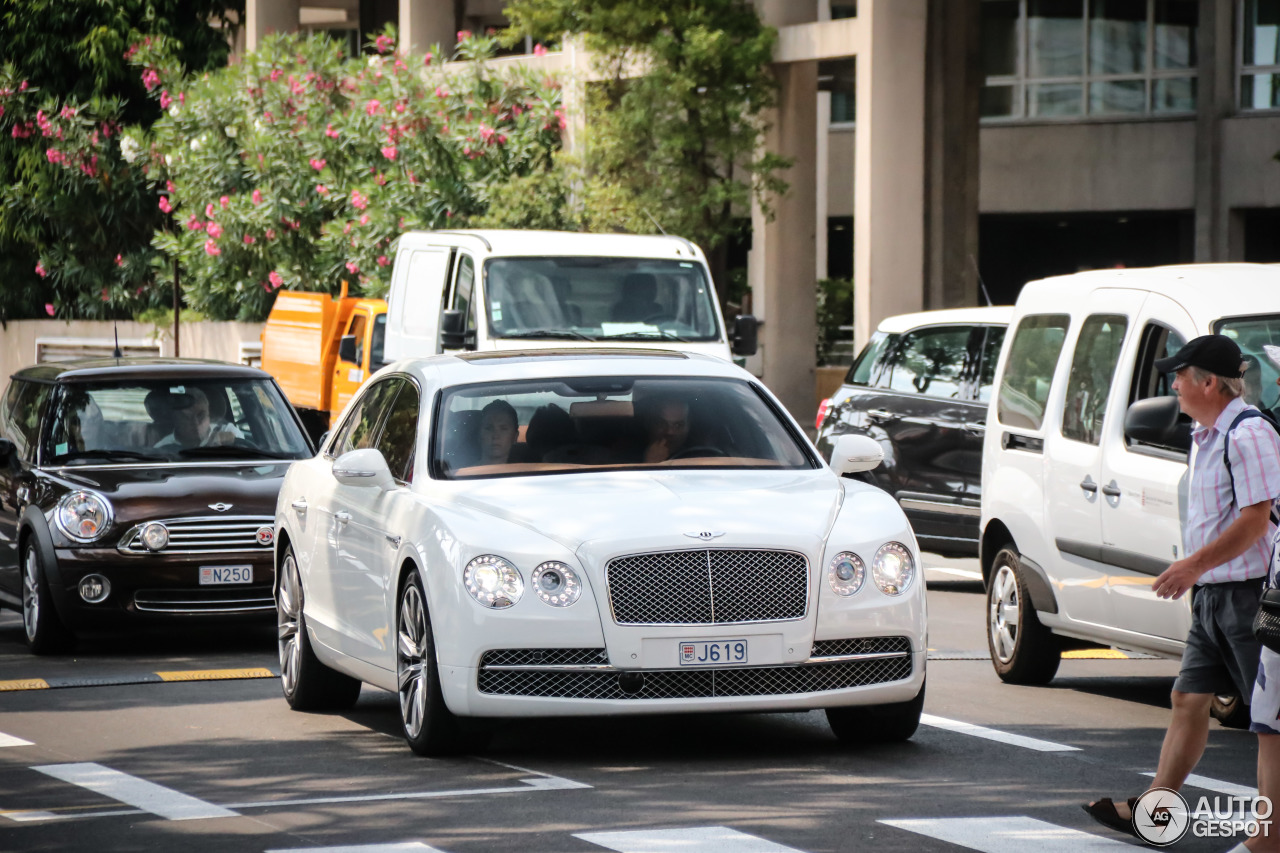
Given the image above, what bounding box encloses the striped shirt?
[1187,396,1280,584]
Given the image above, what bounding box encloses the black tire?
[986,546,1061,685]
[276,546,362,711]
[397,568,467,756]
[21,542,75,655]
[1211,694,1251,730]
[826,679,926,744]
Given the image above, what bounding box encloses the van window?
[997,314,1070,430]
[883,326,972,398]
[845,332,896,387]
[1061,314,1129,445]
[1217,315,1280,413]
[453,254,476,332]
[975,326,1007,403]
[1130,323,1186,404]
[402,249,451,337]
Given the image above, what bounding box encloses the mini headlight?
[140,522,169,551]
[531,561,582,607]
[828,551,866,597]
[55,490,112,543]
[462,555,523,609]
[872,542,915,595]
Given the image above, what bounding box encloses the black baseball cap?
[1154,334,1244,378]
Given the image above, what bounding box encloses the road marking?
[0,731,33,747]
[1142,772,1257,798]
[927,567,984,580]
[576,826,806,852]
[155,668,275,682]
[224,773,589,810]
[881,817,1134,851]
[920,715,1080,752]
[0,678,49,691]
[32,763,238,821]
[1062,649,1130,659]
[266,844,447,853]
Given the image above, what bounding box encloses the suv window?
[376,381,419,483]
[975,326,1007,404]
[329,379,402,457]
[845,331,897,387]
[1061,315,1129,445]
[882,326,972,398]
[997,314,1070,430]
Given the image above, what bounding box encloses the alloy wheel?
[989,563,1020,663]
[22,548,39,642]
[277,553,302,696]
[397,583,429,740]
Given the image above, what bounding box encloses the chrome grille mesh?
[476,656,912,699]
[812,637,912,657]
[132,587,274,614]
[606,549,808,625]
[118,516,274,555]
[480,649,610,667]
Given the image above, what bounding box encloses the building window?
[820,60,857,125]
[831,3,858,19]
[982,0,1197,121]
[1242,0,1280,109]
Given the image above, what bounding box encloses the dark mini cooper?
[0,358,314,653]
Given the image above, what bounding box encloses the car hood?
[448,468,842,555]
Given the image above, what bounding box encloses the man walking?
[1085,335,1280,841]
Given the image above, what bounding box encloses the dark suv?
[815,307,1011,557]
[0,358,314,653]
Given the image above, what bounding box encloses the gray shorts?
[1251,646,1280,734]
[1172,579,1263,698]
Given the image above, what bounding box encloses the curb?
[0,667,277,692]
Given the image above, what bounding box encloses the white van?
[383,230,757,362]
[980,263,1280,685]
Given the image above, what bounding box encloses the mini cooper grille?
[480,649,610,667]
[132,587,275,614]
[118,516,274,554]
[811,637,912,657]
[606,549,808,625]
[476,657,913,699]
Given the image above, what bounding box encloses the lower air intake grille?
[480,648,610,667]
[811,636,912,657]
[132,587,275,614]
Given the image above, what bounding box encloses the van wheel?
[277,547,362,711]
[826,680,925,745]
[397,569,467,756]
[22,543,75,655]
[1211,694,1251,730]
[987,547,1060,685]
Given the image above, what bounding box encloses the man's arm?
[1153,500,1272,599]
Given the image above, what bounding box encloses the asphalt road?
[0,561,1261,853]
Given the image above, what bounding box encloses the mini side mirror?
[829,434,883,475]
[1124,396,1191,453]
[332,448,395,489]
[337,334,358,364]
[731,314,759,357]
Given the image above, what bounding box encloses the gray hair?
[1188,365,1243,399]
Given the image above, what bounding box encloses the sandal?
[1082,796,1139,837]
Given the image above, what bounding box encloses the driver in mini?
[155,388,242,449]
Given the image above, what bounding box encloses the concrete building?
[242,0,1280,421]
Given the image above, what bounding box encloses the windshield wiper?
[601,330,690,342]
[52,449,165,464]
[503,329,598,342]
[178,446,298,460]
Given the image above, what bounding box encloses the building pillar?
[853,0,928,347]
[1194,0,1234,261]
[245,0,300,51]
[751,60,820,422]
[923,0,981,309]
[399,0,457,57]
[755,0,818,28]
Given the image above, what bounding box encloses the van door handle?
[1080,477,1098,494]
[867,409,893,421]
[1102,481,1122,498]
[334,510,352,524]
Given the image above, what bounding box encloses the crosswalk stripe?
[920,715,1080,752]
[33,762,237,821]
[1142,772,1258,798]
[0,731,33,748]
[575,826,806,852]
[880,817,1135,851]
[265,844,447,853]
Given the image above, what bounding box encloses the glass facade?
[981,0,1198,120]
[1242,0,1280,109]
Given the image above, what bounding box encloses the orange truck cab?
[260,282,386,440]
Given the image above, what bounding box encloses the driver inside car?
[155,387,242,449]
[641,395,692,463]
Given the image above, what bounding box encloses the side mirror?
[332,448,395,489]
[338,335,358,364]
[1124,396,1191,453]
[829,434,883,475]
[731,314,759,357]
[439,309,475,350]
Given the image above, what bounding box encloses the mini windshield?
[434,376,814,479]
[43,378,313,465]
[1218,314,1280,412]
[484,257,721,343]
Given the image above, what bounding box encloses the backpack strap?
[1223,408,1280,527]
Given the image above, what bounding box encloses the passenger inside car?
[475,400,519,465]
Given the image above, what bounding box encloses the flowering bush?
[130,27,565,321]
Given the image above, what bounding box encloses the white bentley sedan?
[274,349,926,755]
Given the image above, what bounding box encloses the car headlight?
[463,555,523,609]
[531,561,582,607]
[872,542,915,595]
[55,490,113,543]
[828,551,865,597]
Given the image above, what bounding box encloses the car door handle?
[867,409,893,421]
[386,534,402,548]
[964,421,986,434]
[334,510,352,524]
[1080,477,1098,494]
[1102,481,1122,498]
[291,498,308,514]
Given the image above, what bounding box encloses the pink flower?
[554,108,567,129]
[309,158,326,171]
[479,124,494,142]
[395,101,406,113]
[205,203,215,218]
[316,184,328,195]
[456,29,472,43]
[365,99,381,116]
[220,195,229,208]
[434,86,448,98]
[380,145,397,161]
[159,90,171,109]
[45,148,63,164]
[533,43,547,57]
[325,123,339,139]
[265,228,276,240]
[44,303,54,316]
[269,68,283,82]
[375,34,394,54]
[360,214,370,225]
[269,270,284,289]
[158,196,172,213]
[166,180,177,194]
[206,222,223,238]
[252,189,262,204]
[345,261,359,274]
[101,287,109,302]
[185,214,202,231]
[423,52,433,65]
[350,190,368,210]
[204,239,220,256]
[377,255,389,267]
[496,134,507,146]
[115,254,123,267]
[243,234,255,245]
[35,263,47,278]
[141,68,160,91]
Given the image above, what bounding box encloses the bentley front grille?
[606,548,808,625]
[118,516,274,555]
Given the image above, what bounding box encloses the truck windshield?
[483,257,721,343]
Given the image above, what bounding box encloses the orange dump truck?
[259,283,386,440]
